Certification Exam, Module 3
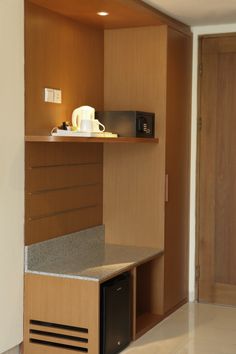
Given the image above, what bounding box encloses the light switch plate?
[54,89,62,104]
[44,88,54,103]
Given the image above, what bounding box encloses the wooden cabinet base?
[24,274,100,354]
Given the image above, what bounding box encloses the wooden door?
[198,35,236,305]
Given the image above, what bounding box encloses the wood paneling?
[135,256,164,337]
[103,26,168,249]
[25,4,104,245]
[164,28,192,312]
[26,185,102,218]
[25,1,104,135]
[136,257,164,316]
[26,206,102,245]
[24,274,100,354]
[26,164,102,192]
[28,0,190,34]
[25,143,103,245]
[25,142,103,167]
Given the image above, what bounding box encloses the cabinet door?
[24,274,100,354]
[164,27,192,312]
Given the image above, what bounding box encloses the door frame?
[195,32,236,302]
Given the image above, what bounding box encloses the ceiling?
[143,0,236,26]
[28,0,187,30]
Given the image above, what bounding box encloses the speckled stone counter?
[25,226,163,282]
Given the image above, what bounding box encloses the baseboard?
[189,290,196,302]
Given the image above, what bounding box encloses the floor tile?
[122,303,236,354]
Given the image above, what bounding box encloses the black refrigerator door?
[100,273,131,354]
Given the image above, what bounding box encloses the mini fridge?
[100,272,131,354]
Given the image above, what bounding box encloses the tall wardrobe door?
[164,27,192,312]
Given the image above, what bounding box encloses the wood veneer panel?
[26,164,102,192]
[25,142,103,245]
[135,256,164,337]
[103,26,167,250]
[28,0,190,34]
[25,142,103,167]
[25,1,104,135]
[24,274,99,354]
[164,28,192,312]
[26,185,102,218]
[136,257,164,317]
[25,205,102,245]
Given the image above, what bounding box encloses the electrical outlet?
[44,88,54,103]
[54,89,62,104]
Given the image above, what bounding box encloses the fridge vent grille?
[29,319,89,352]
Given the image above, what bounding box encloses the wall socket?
[44,88,62,104]
[54,89,62,104]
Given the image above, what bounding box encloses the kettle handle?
[72,108,80,128]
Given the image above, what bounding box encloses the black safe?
[95,111,155,138]
[100,272,131,354]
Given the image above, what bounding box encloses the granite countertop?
[25,226,164,282]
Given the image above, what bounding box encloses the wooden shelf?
[25,135,159,144]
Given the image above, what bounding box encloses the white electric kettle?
[72,106,94,130]
[72,106,105,133]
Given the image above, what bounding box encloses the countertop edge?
[25,249,164,283]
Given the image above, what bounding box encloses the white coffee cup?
[80,119,93,132]
[92,119,105,132]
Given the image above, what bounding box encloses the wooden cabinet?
[24,254,163,354]
[24,0,192,352]
[103,26,192,315]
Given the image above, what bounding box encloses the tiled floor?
[122,302,236,354]
[3,346,19,354]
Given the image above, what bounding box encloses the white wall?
[0,0,24,352]
[189,23,236,302]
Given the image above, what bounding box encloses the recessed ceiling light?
[97,11,109,16]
